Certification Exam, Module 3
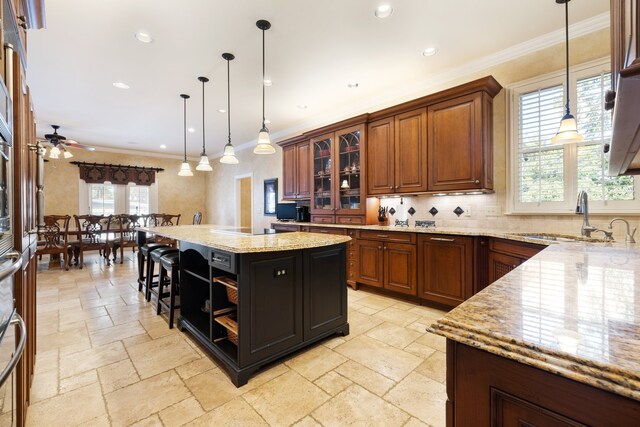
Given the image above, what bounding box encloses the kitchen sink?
[508,233,605,243]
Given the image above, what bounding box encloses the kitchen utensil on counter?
[377,206,388,224]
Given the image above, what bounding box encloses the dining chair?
[36,215,72,270]
[106,214,144,265]
[72,214,108,269]
[192,211,202,225]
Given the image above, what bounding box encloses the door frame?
[235,173,253,230]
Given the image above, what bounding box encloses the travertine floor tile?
[105,370,190,426]
[127,334,200,379]
[415,351,446,383]
[365,322,422,349]
[292,416,323,427]
[384,372,446,426]
[314,371,353,396]
[312,384,410,426]
[334,360,396,397]
[88,320,147,346]
[59,340,129,379]
[334,335,423,381]
[37,326,89,353]
[185,369,246,411]
[175,357,218,380]
[285,345,347,381]
[59,369,98,394]
[373,307,421,327]
[159,396,205,427]
[415,332,447,352]
[130,414,163,426]
[97,359,140,394]
[26,383,106,427]
[29,369,58,403]
[190,397,268,426]
[243,370,330,426]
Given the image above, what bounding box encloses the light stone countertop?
[139,225,350,253]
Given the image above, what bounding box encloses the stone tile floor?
[27,252,447,426]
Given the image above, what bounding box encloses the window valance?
[70,161,164,186]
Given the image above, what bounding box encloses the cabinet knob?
[389,186,393,190]
[378,246,382,250]
[474,180,480,184]
[395,185,398,189]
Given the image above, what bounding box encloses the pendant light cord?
[183,96,187,162]
[564,0,570,115]
[262,28,266,127]
[227,58,232,143]
[201,80,206,155]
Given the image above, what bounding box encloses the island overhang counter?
[138,225,351,386]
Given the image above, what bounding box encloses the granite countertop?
[429,241,640,401]
[139,225,351,253]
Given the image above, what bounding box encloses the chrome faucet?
[576,191,597,237]
[608,218,637,243]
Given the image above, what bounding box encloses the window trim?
[79,180,158,215]
[506,57,639,215]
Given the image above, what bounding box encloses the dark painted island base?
[177,241,349,387]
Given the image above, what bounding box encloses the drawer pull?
[212,257,227,263]
[430,237,455,242]
[377,234,389,238]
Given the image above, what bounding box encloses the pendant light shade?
[49,145,61,159]
[196,76,213,171]
[254,19,276,155]
[63,149,73,159]
[220,53,239,164]
[552,0,583,145]
[178,94,194,177]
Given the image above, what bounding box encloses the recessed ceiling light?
[113,82,130,89]
[348,82,359,88]
[297,104,308,110]
[188,127,195,133]
[264,119,271,124]
[263,79,273,86]
[160,144,167,149]
[218,109,226,113]
[422,47,438,57]
[134,32,153,43]
[375,5,393,18]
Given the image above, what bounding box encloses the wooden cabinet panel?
[384,243,417,295]
[488,251,522,284]
[395,108,428,193]
[611,0,640,86]
[359,230,415,244]
[336,215,364,225]
[489,238,544,259]
[492,389,587,427]
[310,215,335,224]
[357,239,384,288]
[306,227,346,235]
[417,234,473,307]
[428,94,484,191]
[296,142,311,199]
[367,117,395,195]
[282,140,310,200]
[282,144,297,199]
[272,224,301,232]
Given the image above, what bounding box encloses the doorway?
[235,174,253,231]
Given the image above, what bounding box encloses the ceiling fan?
[38,124,95,159]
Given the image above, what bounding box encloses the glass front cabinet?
[311,124,366,217]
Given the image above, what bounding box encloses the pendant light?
[551,0,584,145]
[178,94,194,176]
[220,53,239,164]
[254,19,276,155]
[196,76,213,171]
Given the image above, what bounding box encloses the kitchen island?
[138,225,351,386]
[430,241,640,425]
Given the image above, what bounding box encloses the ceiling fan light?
[178,161,194,176]
[551,113,584,145]
[63,150,73,159]
[220,143,239,164]
[254,128,275,154]
[49,146,61,158]
[196,155,213,171]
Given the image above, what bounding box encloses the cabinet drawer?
[311,215,335,224]
[336,215,364,225]
[359,230,416,244]
[489,238,544,259]
[306,227,346,235]
[210,249,236,274]
[272,224,300,232]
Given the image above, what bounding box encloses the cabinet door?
[336,124,366,215]
[488,251,522,284]
[303,245,347,341]
[395,108,428,193]
[611,0,640,85]
[367,117,395,195]
[357,239,384,287]
[492,389,588,427]
[384,243,417,295]
[295,142,311,199]
[282,144,297,200]
[428,93,484,191]
[311,133,336,214]
[417,235,473,307]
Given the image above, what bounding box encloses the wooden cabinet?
[272,223,301,232]
[357,232,417,295]
[611,0,640,87]
[427,92,493,192]
[485,238,545,287]
[280,136,310,200]
[417,234,473,307]
[367,108,427,195]
[345,229,358,289]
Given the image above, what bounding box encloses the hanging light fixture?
[196,76,213,171]
[178,94,194,176]
[49,145,61,159]
[551,0,584,145]
[62,147,73,159]
[220,53,239,164]
[254,19,276,155]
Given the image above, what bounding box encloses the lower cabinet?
[357,237,417,295]
[487,238,545,286]
[417,234,473,307]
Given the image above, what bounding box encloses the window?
[80,182,157,215]
[509,59,638,214]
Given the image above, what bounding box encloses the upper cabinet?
[427,92,493,192]
[367,108,428,195]
[608,0,640,175]
[281,135,310,200]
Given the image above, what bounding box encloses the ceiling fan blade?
[64,140,95,151]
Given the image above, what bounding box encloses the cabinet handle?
[430,237,455,242]
[383,247,387,250]
[480,240,486,245]
[376,234,389,238]
[378,246,382,250]
[395,185,398,189]
[474,180,480,184]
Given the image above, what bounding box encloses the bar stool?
[138,243,169,294]
[156,252,181,328]
[147,247,179,301]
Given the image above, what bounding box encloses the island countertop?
[429,241,640,401]
[138,224,351,253]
